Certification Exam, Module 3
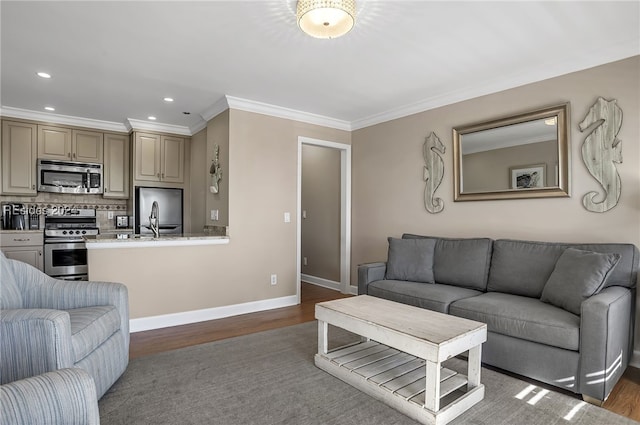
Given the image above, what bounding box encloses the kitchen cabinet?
[38,125,103,163]
[103,133,130,198]
[134,132,184,183]
[1,120,38,195]
[0,232,44,271]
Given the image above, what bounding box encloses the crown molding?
[0,106,129,133]
[126,118,192,136]
[189,119,208,135]
[225,95,352,131]
[351,39,640,130]
[199,96,230,122]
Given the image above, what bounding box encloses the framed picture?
[509,164,546,189]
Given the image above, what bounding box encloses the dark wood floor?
[130,283,640,422]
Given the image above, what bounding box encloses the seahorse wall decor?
[423,131,445,214]
[209,144,223,194]
[579,97,623,213]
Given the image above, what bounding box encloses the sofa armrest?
[1,368,99,425]
[579,286,633,401]
[358,262,387,295]
[0,309,74,384]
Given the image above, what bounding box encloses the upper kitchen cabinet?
[1,120,38,195]
[133,132,184,184]
[38,125,103,163]
[103,133,130,199]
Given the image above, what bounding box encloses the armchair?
[1,368,100,425]
[0,252,129,399]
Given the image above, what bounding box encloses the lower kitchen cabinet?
[1,232,44,271]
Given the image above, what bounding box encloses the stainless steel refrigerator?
[135,187,183,235]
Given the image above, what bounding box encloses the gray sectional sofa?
[358,234,638,403]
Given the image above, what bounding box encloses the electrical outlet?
[210,209,219,220]
[303,257,308,266]
[270,274,277,285]
[108,211,114,220]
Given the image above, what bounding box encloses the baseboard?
[129,295,299,333]
[301,274,342,291]
[631,350,640,369]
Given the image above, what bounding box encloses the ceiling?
[1,1,638,134]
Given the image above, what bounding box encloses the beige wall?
[90,109,350,318]
[351,56,640,356]
[189,128,207,231]
[206,110,230,227]
[301,144,341,281]
[462,140,557,192]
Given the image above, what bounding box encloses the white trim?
[189,118,208,135]
[199,96,230,122]
[631,350,640,369]
[86,236,229,250]
[301,274,342,291]
[130,294,298,332]
[297,137,352,295]
[350,41,639,130]
[126,118,192,136]
[228,96,351,131]
[0,106,129,133]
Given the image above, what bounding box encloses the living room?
[1,1,639,424]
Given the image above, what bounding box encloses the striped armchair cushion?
[0,253,22,309]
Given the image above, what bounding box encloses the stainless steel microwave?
[37,159,103,194]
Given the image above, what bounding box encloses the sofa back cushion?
[402,234,493,290]
[385,237,436,283]
[0,253,23,309]
[488,239,638,298]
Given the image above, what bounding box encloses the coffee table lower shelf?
[314,341,484,425]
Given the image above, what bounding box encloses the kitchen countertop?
[0,229,43,234]
[84,233,230,249]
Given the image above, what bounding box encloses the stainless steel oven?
[44,208,99,280]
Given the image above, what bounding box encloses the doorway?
[297,137,352,302]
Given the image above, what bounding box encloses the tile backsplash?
[0,193,130,232]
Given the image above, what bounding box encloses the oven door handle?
[45,239,85,244]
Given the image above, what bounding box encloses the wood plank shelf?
[320,341,469,408]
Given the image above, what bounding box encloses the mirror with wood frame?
[453,103,571,201]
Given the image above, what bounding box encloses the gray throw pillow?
[540,248,620,315]
[385,237,436,283]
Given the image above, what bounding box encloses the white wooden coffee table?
[315,295,487,425]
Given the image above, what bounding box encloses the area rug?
[99,322,636,425]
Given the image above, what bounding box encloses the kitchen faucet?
[149,201,159,238]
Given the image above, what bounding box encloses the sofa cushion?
[403,234,492,291]
[488,240,638,298]
[541,248,620,315]
[385,237,436,283]
[67,306,120,363]
[0,254,23,309]
[450,292,580,351]
[368,280,482,314]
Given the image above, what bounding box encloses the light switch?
[210,209,219,220]
[302,210,307,219]
[284,212,291,223]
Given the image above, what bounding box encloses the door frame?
[297,136,352,302]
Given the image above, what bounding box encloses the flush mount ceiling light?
[148,116,157,121]
[297,0,355,39]
[163,97,174,102]
[37,72,51,79]
[44,106,55,111]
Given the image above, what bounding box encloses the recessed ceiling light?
[148,116,157,121]
[163,97,174,102]
[37,72,52,79]
[44,106,55,111]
